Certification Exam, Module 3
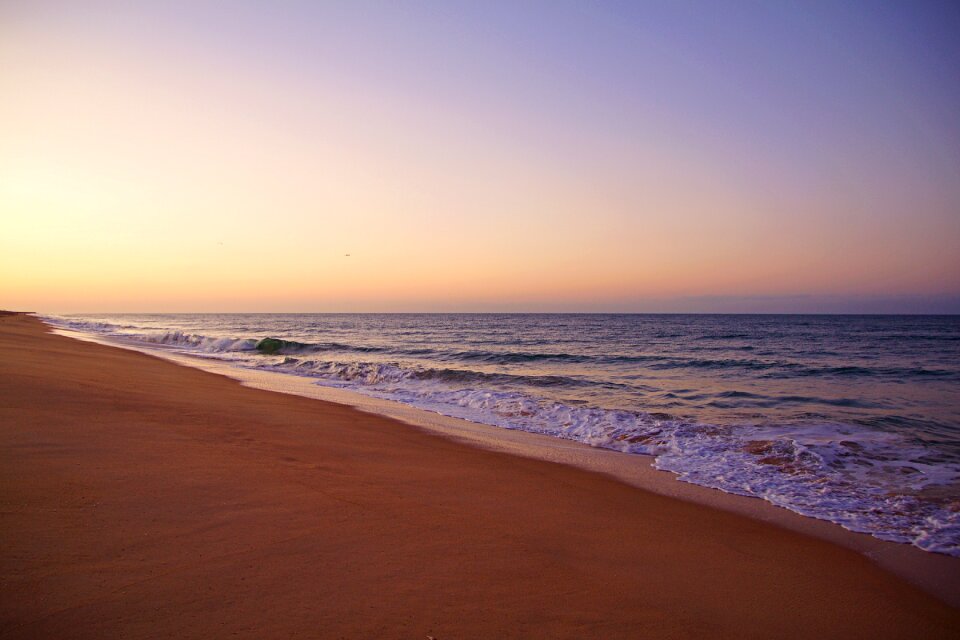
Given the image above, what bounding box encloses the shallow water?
[44,313,960,555]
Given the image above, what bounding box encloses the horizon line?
[20,310,960,317]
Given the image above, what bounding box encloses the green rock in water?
[256,337,285,354]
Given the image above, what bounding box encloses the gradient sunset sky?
[2,1,958,313]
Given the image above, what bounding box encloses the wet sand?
[1,312,958,638]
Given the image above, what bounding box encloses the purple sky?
[2,1,958,312]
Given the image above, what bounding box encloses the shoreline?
[49,317,960,607]
[3,312,959,637]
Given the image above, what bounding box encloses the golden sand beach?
[1,312,958,638]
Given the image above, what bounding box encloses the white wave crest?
[138,330,258,353]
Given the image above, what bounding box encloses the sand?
[1,311,958,638]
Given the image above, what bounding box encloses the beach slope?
[1,312,957,638]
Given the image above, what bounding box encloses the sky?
[1,0,958,313]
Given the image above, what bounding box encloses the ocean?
[44,313,960,555]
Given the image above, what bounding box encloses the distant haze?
[2,1,958,313]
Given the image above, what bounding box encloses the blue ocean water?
[45,313,960,554]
